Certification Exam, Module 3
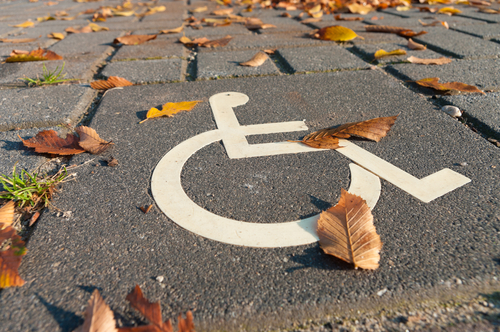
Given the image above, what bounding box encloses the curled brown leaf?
[239,51,268,67]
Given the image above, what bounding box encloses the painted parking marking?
[151,92,471,248]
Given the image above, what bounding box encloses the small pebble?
[377,288,387,296]
[156,275,164,283]
[459,162,467,167]
[441,105,462,118]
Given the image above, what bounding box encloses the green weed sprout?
[21,62,78,86]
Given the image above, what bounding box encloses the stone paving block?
[458,8,500,23]
[0,43,53,62]
[183,24,253,37]
[4,25,66,48]
[33,19,96,29]
[258,17,314,34]
[413,26,500,59]
[440,93,500,136]
[0,26,18,36]
[112,38,184,60]
[0,85,95,131]
[0,58,99,84]
[48,30,121,57]
[278,45,370,73]
[197,49,280,79]
[0,127,70,176]
[364,15,487,28]
[353,42,447,64]
[451,23,500,40]
[386,58,500,92]
[101,58,183,83]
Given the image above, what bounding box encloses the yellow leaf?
[113,10,135,16]
[0,201,15,229]
[89,23,109,32]
[438,6,462,15]
[11,21,34,28]
[160,25,183,34]
[140,101,202,123]
[374,49,407,59]
[396,5,412,11]
[190,6,207,13]
[47,32,65,40]
[315,25,362,42]
[37,16,55,22]
[347,3,373,15]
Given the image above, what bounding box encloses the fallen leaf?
[301,135,341,149]
[160,26,184,34]
[0,228,27,288]
[397,30,427,38]
[407,38,426,50]
[281,12,292,17]
[20,130,85,155]
[113,10,135,16]
[374,48,407,59]
[191,6,207,13]
[140,205,153,214]
[89,23,109,32]
[122,285,195,332]
[365,25,427,37]
[347,3,374,14]
[202,18,232,26]
[106,157,119,167]
[418,19,449,28]
[334,14,363,21]
[29,211,40,227]
[60,15,79,21]
[478,8,500,14]
[114,34,157,45]
[45,1,58,5]
[314,25,362,42]
[74,290,118,332]
[302,115,398,145]
[66,26,93,33]
[419,6,439,13]
[201,35,232,48]
[317,189,382,270]
[396,5,412,11]
[407,56,453,65]
[55,10,69,17]
[5,48,63,62]
[76,126,113,154]
[47,32,65,40]
[141,100,201,123]
[0,201,15,229]
[11,21,34,28]
[263,49,276,54]
[438,6,462,15]
[245,17,276,30]
[90,76,133,90]
[37,15,56,22]
[240,51,268,67]
[212,8,233,15]
[0,38,37,43]
[415,77,485,94]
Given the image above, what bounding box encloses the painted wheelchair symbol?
[151,92,470,248]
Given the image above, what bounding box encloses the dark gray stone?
[386,58,500,92]
[101,58,184,83]
[0,85,95,131]
[440,92,500,135]
[48,30,122,57]
[413,26,500,59]
[451,23,500,40]
[196,49,280,79]
[278,45,370,72]
[353,42,448,64]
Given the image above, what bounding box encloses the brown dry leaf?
[245,18,276,30]
[177,312,195,332]
[29,211,40,227]
[347,3,374,14]
[89,23,109,32]
[202,18,232,27]
[415,77,485,94]
[303,115,398,145]
[281,12,292,17]
[76,126,113,154]
[90,76,133,91]
[263,49,276,54]
[438,6,462,15]
[0,38,37,43]
[0,201,15,229]
[48,32,65,40]
[55,10,69,17]
[106,157,119,167]
[0,228,27,288]
[114,34,157,45]
[20,130,85,155]
[201,35,232,48]
[397,30,427,38]
[407,38,426,50]
[407,56,452,65]
[74,289,118,332]
[239,51,268,67]
[478,8,500,14]
[317,189,382,270]
[419,6,439,13]
[212,8,233,15]
[139,205,153,214]
[11,21,34,28]
[365,25,427,37]
[141,100,201,123]
[160,26,184,34]
[418,19,449,28]
[314,25,362,42]
[334,14,363,21]
[66,26,93,33]
[6,48,63,63]
[301,17,322,24]
[190,5,207,13]
[374,48,407,59]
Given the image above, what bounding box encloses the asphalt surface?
[0,0,499,331]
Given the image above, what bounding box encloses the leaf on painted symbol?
[407,38,426,50]
[407,56,452,65]
[76,126,113,154]
[47,32,65,40]
[0,201,15,229]
[239,51,268,67]
[374,48,406,59]
[121,285,195,332]
[6,48,63,62]
[113,34,157,45]
[73,289,118,332]
[415,77,485,94]
[10,21,34,28]
[140,100,201,123]
[90,76,133,90]
[317,189,382,270]
[0,38,37,43]
[20,130,85,155]
[302,114,398,149]
[313,25,362,42]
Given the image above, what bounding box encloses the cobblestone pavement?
[0,0,499,330]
